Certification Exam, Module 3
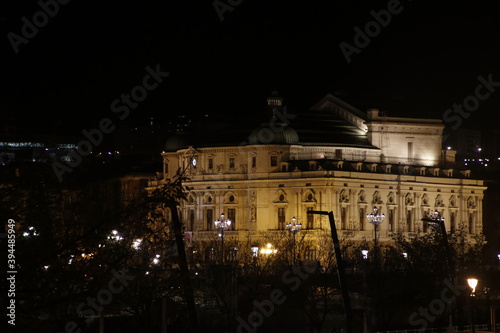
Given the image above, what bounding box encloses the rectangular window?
[227,208,236,230]
[307,207,314,229]
[270,156,278,167]
[469,213,474,234]
[189,209,195,231]
[208,158,213,170]
[229,157,235,169]
[450,212,456,233]
[359,207,365,231]
[341,207,347,229]
[406,210,412,232]
[388,210,394,232]
[252,156,256,168]
[335,149,343,159]
[408,142,414,160]
[206,208,213,230]
[278,208,286,230]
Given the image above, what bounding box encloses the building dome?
[164,131,192,151]
[248,119,299,145]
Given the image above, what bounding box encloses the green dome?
[248,120,299,145]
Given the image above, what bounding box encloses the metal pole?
[221,227,224,264]
[470,294,476,333]
[293,231,296,265]
[308,210,353,333]
[374,223,378,268]
[422,213,456,332]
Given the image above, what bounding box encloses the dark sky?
[2,1,500,139]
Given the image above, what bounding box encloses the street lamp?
[361,249,369,260]
[308,210,353,333]
[366,207,384,265]
[422,211,455,332]
[286,217,301,265]
[468,278,478,333]
[214,213,231,264]
[251,244,259,273]
[421,211,453,279]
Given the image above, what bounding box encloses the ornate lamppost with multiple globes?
[366,207,384,265]
[286,217,302,265]
[214,213,231,264]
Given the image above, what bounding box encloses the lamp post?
[308,210,353,333]
[366,207,384,266]
[422,211,455,332]
[214,213,231,264]
[467,278,478,333]
[251,244,259,273]
[286,217,301,265]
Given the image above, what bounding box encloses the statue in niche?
[372,191,382,204]
[422,194,429,206]
[251,205,256,221]
[339,190,348,203]
[405,193,414,206]
[467,197,476,209]
[450,195,456,207]
[387,192,395,204]
[435,194,444,207]
[358,190,366,203]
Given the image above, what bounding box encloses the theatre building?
[149,92,487,252]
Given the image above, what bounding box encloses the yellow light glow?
[467,278,478,293]
[260,243,277,255]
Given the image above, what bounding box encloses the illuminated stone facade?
[150,93,486,247]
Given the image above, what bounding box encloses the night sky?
[2,1,500,139]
